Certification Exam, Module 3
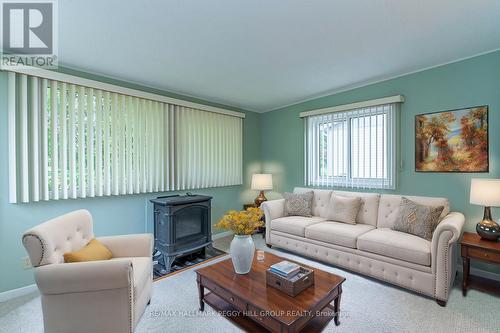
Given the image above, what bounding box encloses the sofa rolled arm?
[261,199,285,244]
[431,212,465,256]
[431,212,465,301]
[261,199,285,222]
[97,233,153,258]
[35,259,133,295]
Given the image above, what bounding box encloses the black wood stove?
[150,194,212,274]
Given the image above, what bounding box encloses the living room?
[0,1,499,332]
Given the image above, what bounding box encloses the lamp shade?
[251,174,273,190]
[470,178,500,207]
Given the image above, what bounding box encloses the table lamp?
[251,174,273,207]
[470,178,500,241]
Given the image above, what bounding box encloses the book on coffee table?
[269,260,301,278]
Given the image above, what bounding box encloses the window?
[7,71,243,203]
[304,99,400,189]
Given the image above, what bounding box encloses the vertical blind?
[8,72,243,203]
[305,103,397,189]
[176,107,242,189]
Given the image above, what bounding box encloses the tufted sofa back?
[333,190,380,226]
[22,210,94,267]
[377,194,449,229]
[292,187,450,228]
[293,187,332,218]
[293,187,380,225]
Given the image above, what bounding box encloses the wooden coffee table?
[195,252,345,333]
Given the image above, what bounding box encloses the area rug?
[0,245,498,333]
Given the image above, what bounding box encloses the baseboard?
[458,264,500,282]
[0,284,38,302]
[213,231,233,240]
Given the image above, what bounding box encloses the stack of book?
[269,261,301,278]
[266,260,315,296]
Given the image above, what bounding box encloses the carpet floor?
[0,235,498,333]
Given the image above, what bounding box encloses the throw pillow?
[392,197,444,241]
[283,191,314,217]
[64,239,113,263]
[327,193,361,224]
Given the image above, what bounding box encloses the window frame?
[306,103,398,190]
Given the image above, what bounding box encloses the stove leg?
[162,254,176,274]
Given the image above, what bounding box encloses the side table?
[460,232,500,296]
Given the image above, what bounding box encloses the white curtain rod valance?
[299,95,404,118]
[3,67,246,118]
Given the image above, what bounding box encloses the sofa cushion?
[357,228,431,266]
[377,194,450,229]
[392,197,444,241]
[294,187,332,218]
[334,191,380,226]
[63,239,113,263]
[271,216,327,237]
[283,191,314,217]
[305,222,375,248]
[327,194,361,225]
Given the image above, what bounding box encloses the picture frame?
[415,105,489,173]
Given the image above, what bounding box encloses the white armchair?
[22,209,153,333]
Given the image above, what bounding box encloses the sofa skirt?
[268,231,439,299]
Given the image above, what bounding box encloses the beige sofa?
[22,210,153,333]
[261,188,465,305]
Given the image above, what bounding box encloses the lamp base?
[476,221,500,241]
[254,191,267,207]
[476,207,500,241]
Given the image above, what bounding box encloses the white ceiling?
[59,0,500,112]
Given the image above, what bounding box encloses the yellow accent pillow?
[64,239,113,263]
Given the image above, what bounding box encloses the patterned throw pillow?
[283,191,314,217]
[327,194,361,224]
[392,197,444,241]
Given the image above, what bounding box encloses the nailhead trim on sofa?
[22,234,45,266]
[433,232,453,301]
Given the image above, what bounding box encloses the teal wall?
[2,51,500,294]
[0,68,262,293]
[261,51,500,272]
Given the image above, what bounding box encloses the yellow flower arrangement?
[215,207,264,235]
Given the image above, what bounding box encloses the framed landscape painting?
[415,106,488,172]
